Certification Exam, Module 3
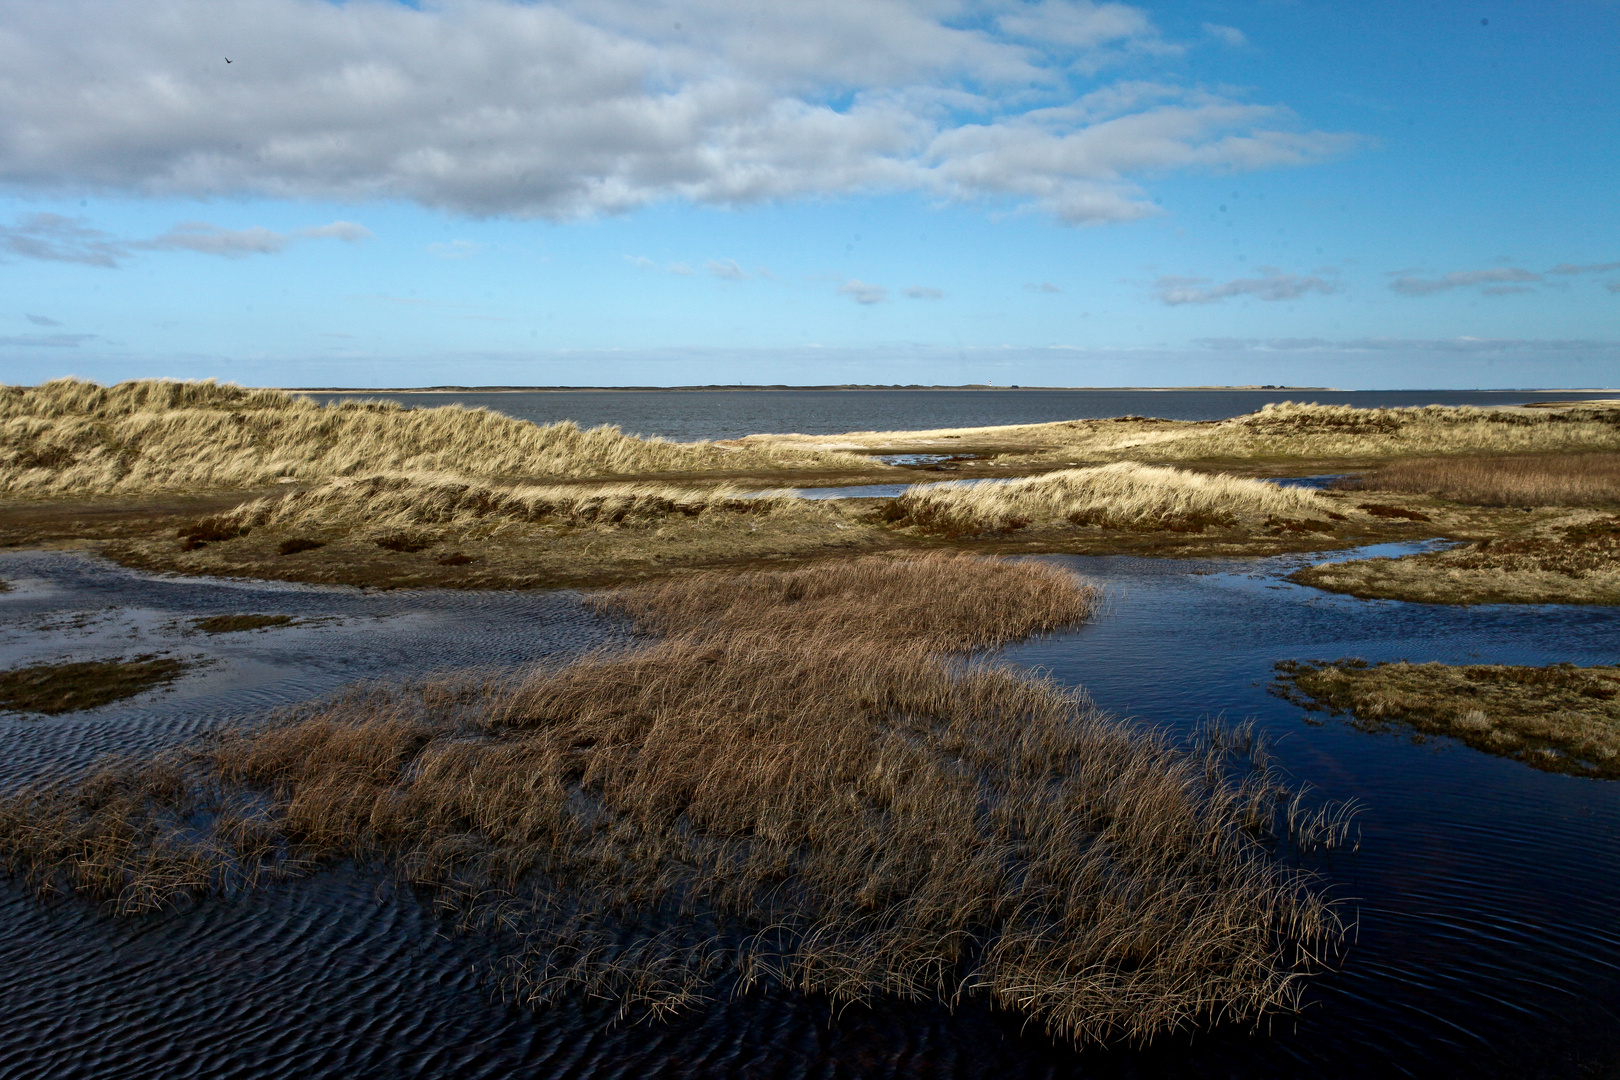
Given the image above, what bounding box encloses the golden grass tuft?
[1341,453,1620,507]
[221,473,796,535]
[889,463,1329,535]
[0,378,877,496]
[0,555,1348,1044]
[1275,659,1620,778]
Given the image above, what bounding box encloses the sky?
[1,0,1617,389]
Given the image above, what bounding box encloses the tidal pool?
[0,547,1615,1079]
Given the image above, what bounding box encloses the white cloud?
[624,255,659,269]
[839,279,889,304]
[1202,23,1246,47]
[1607,281,1620,294]
[905,285,943,299]
[669,262,696,276]
[1155,268,1342,305]
[1024,281,1061,293]
[706,258,747,280]
[0,0,1359,225]
[25,313,62,326]
[1388,267,1540,296]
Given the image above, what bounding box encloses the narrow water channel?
[0,547,1615,1079]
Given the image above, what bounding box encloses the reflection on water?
[1,548,1618,1078]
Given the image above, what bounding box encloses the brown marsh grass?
[1275,659,1620,779]
[0,555,1348,1044]
[889,463,1331,535]
[0,379,877,496]
[1340,453,1620,507]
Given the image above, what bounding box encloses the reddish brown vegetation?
[0,555,1346,1045]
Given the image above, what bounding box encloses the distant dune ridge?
[0,378,875,496]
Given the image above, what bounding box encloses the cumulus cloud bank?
[1154,268,1341,305]
[1388,267,1541,296]
[0,0,1358,224]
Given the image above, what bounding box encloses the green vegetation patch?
[0,655,190,716]
[191,614,296,634]
[1275,658,1620,778]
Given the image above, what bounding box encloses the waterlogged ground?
[1,547,1617,1078]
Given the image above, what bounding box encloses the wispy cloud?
[1549,262,1620,275]
[427,239,481,259]
[0,213,370,265]
[1024,282,1061,293]
[1155,268,1342,305]
[1202,23,1246,47]
[0,332,95,347]
[25,313,61,326]
[706,258,747,280]
[1388,267,1540,296]
[1196,335,1619,354]
[839,280,889,305]
[0,213,125,266]
[905,286,943,300]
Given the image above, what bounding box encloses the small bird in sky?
[225,57,232,63]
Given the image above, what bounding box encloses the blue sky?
[1,0,1616,389]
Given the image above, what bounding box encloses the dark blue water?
[1,549,1618,1078]
[303,388,1618,442]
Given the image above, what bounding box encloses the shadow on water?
[1,548,1618,1077]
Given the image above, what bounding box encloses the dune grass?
[887,462,1335,535]
[0,554,1347,1044]
[1338,453,1620,507]
[745,401,1620,469]
[0,656,189,716]
[1275,659,1620,779]
[0,379,877,496]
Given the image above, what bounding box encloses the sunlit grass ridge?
[0,379,876,495]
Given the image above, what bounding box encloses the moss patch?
[0,655,190,716]
[1275,659,1620,778]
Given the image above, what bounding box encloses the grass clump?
[0,378,877,496]
[191,615,295,634]
[0,656,189,715]
[1275,659,1620,778]
[221,472,792,535]
[888,463,1331,536]
[1290,515,1620,605]
[0,554,1346,1045]
[1338,453,1620,507]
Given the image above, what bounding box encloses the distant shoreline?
[287,384,1620,394]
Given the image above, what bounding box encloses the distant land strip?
[285,383,1357,393]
